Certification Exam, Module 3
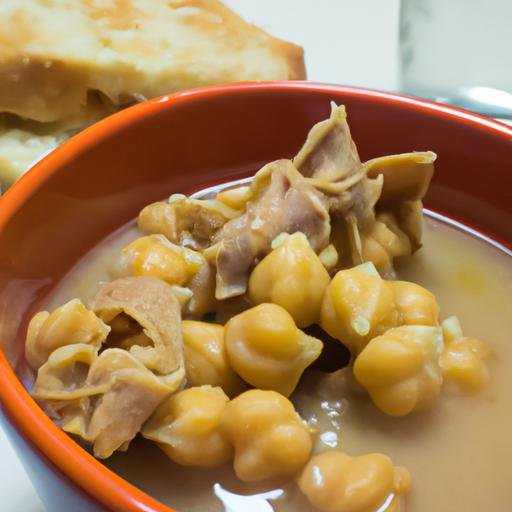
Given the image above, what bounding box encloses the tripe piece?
[213,159,330,299]
[294,104,435,274]
[294,104,382,232]
[364,151,436,251]
[25,298,110,370]
[90,276,184,375]
[33,345,182,458]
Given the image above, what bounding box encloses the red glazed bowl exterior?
[0,82,510,512]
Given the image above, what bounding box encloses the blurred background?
[224,0,401,92]
[226,0,511,121]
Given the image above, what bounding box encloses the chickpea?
[138,197,237,250]
[119,235,204,286]
[298,450,411,512]
[360,217,411,277]
[220,389,312,482]
[248,232,331,327]
[389,280,439,326]
[320,263,398,355]
[224,303,323,396]
[25,299,110,370]
[216,185,252,210]
[138,201,177,242]
[182,320,245,397]
[360,232,393,277]
[439,316,490,394]
[353,325,443,416]
[143,386,232,467]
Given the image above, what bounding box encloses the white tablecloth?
[0,1,400,510]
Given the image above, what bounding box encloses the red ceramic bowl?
[0,82,510,512]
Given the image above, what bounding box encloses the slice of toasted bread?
[0,126,62,191]
[0,0,306,123]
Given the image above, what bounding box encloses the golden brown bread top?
[0,0,306,123]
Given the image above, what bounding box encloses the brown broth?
[45,215,512,512]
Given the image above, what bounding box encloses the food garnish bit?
[25,105,493,509]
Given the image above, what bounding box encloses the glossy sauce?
[46,216,512,512]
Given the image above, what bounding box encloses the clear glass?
[400,0,512,119]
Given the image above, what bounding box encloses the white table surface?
[0,1,400,510]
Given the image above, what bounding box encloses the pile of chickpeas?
[122,228,489,510]
[27,224,490,512]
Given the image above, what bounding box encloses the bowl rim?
[0,81,510,512]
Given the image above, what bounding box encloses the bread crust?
[170,0,306,80]
[0,0,306,122]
